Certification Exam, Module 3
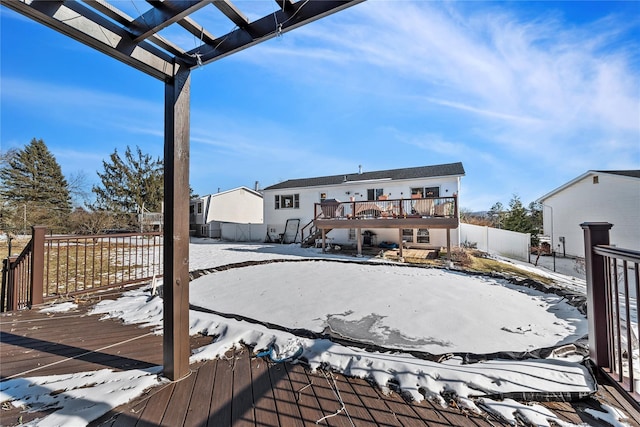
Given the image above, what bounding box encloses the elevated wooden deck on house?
[313,196,459,231]
[1,296,639,427]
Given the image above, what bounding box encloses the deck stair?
[300,227,332,248]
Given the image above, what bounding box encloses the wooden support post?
[29,226,46,307]
[446,228,451,264]
[356,227,362,256]
[321,228,326,252]
[163,65,191,381]
[398,228,403,258]
[581,222,613,368]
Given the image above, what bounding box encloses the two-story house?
[537,170,640,258]
[262,162,465,256]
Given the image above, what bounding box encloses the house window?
[412,187,439,198]
[417,229,430,244]
[367,188,383,201]
[189,204,195,214]
[320,192,327,202]
[197,203,202,214]
[403,229,430,244]
[348,229,356,240]
[593,176,599,184]
[424,187,439,197]
[275,194,299,209]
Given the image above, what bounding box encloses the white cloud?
[233,2,639,168]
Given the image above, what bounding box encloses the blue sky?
[1,1,639,211]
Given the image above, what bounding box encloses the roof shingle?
[263,162,465,190]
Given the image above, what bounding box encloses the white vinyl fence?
[220,223,267,242]
[460,223,530,261]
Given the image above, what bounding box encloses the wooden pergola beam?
[190,0,366,66]
[131,1,213,43]
[212,0,250,28]
[1,0,366,382]
[86,0,188,59]
[1,0,180,81]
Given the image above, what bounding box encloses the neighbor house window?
[275,194,299,209]
[320,192,327,202]
[593,176,599,184]
[367,188,383,201]
[348,229,356,241]
[402,228,414,243]
[189,204,195,214]
[197,203,202,214]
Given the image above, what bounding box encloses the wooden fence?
[1,226,163,311]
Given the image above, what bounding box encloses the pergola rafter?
[1,0,364,381]
[2,0,363,79]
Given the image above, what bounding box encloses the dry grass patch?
[463,250,554,285]
[385,247,555,286]
[0,236,31,260]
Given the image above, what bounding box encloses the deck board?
[231,348,256,427]
[250,356,280,427]
[209,356,234,427]
[183,360,216,426]
[330,373,380,426]
[284,363,327,425]
[300,369,351,426]
[161,369,197,426]
[137,382,175,427]
[268,363,305,427]
[346,376,403,426]
[2,299,639,427]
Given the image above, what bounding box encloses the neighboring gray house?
[537,170,640,258]
[190,186,263,238]
[262,163,465,255]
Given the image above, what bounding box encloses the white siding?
[264,176,462,246]
[541,173,640,258]
[206,188,263,224]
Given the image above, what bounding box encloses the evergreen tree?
[90,146,163,226]
[0,138,72,232]
[502,195,528,231]
[501,195,540,246]
[487,202,504,228]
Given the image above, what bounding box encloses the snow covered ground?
[0,239,634,426]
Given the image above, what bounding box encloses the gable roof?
[263,162,465,191]
[594,170,640,179]
[537,170,640,202]
[191,186,263,202]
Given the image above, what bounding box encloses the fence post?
[6,256,18,311]
[581,221,613,368]
[1,258,10,312]
[29,226,46,307]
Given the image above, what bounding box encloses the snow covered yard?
[0,239,635,426]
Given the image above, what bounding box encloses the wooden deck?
[2,298,639,427]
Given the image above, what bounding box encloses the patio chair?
[413,199,434,216]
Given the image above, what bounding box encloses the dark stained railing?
[582,222,640,410]
[314,196,458,220]
[1,226,163,311]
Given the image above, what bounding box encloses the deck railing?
[315,195,458,220]
[1,226,163,311]
[582,222,640,409]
